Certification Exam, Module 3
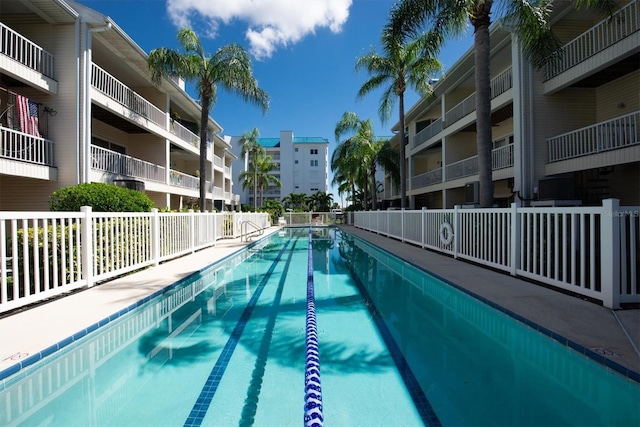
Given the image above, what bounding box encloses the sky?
[80,0,473,197]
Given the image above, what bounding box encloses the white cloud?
[166,0,352,59]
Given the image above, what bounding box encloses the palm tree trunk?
[253,162,258,211]
[370,164,377,210]
[199,101,209,212]
[473,3,495,208]
[399,94,407,209]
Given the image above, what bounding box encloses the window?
[310,149,318,155]
[310,160,318,167]
[295,148,299,152]
[295,160,298,164]
[93,137,125,154]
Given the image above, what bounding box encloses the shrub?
[49,183,154,212]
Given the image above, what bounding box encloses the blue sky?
[80,0,472,195]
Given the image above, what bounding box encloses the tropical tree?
[389,0,613,206]
[282,192,309,211]
[308,191,334,212]
[255,155,281,207]
[239,128,264,211]
[355,26,441,209]
[334,112,400,210]
[148,28,269,211]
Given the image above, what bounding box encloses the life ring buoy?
[439,221,454,245]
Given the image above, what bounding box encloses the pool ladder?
[240,220,264,242]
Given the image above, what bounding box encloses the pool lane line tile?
[183,238,294,427]
[350,234,640,385]
[0,234,275,382]
[348,270,443,427]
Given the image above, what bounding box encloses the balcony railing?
[545,0,639,80]
[412,168,442,188]
[91,63,166,127]
[169,170,200,190]
[0,126,55,166]
[413,118,443,149]
[0,23,54,78]
[170,120,199,149]
[213,154,223,168]
[445,144,515,181]
[91,145,165,182]
[547,111,640,162]
[445,67,513,127]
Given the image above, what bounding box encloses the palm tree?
[308,191,334,212]
[255,155,281,207]
[389,0,613,206]
[356,26,441,209]
[239,128,264,211]
[334,112,400,210]
[282,192,309,211]
[148,28,269,211]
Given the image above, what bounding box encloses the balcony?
[445,144,514,182]
[169,170,200,190]
[92,145,165,182]
[544,0,639,80]
[547,111,640,163]
[1,126,55,167]
[0,23,55,79]
[412,168,442,188]
[444,67,513,128]
[91,63,165,128]
[413,118,442,149]
[170,120,199,149]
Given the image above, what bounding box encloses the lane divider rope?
[304,228,324,427]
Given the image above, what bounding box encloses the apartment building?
[229,130,329,207]
[385,0,639,209]
[0,0,238,211]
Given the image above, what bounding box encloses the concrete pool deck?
[1,225,638,381]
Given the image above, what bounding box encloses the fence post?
[422,207,427,249]
[401,209,405,242]
[80,206,94,288]
[189,209,195,253]
[509,202,520,276]
[213,212,217,246]
[151,208,160,266]
[600,199,620,309]
[453,205,460,259]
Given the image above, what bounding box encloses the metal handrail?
[240,220,264,242]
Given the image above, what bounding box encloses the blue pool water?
[1,227,638,426]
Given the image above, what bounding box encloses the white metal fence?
[0,209,270,314]
[353,199,639,309]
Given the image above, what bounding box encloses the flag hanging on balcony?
[16,94,41,137]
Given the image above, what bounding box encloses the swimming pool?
[0,227,638,426]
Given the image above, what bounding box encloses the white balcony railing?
[91,145,165,182]
[547,111,640,162]
[412,168,442,188]
[545,0,639,80]
[91,63,166,127]
[0,23,55,78]
[213,154,223,168]
[413,118,443,149]
[169,170,199,190]
[445,67,513,127]
[0,126,55,166]
[445,144,515,181]
[169,120,199,149]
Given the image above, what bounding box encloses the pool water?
[0,227,638,426]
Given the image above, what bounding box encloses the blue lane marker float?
[304,227,324,427]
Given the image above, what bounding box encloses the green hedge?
[49,183,154,212]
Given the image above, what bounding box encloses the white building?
[229,130,329,207]
[0,0,238,211]
[385,0,639,209]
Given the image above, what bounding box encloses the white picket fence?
[0,208,270,314]
[354,199,639,309]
